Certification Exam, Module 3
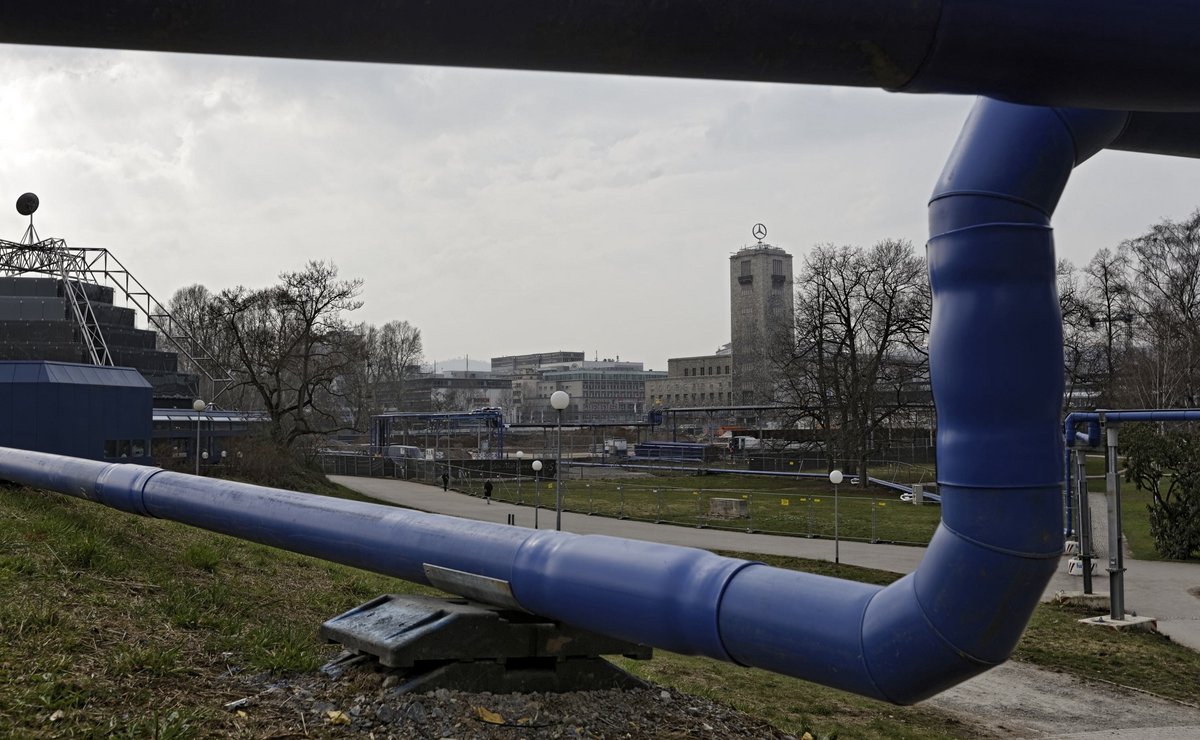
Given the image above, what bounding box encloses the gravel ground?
[232,662,798,739]
[222,656,1200,739]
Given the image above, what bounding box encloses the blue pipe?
[1064,410,1200,507]
[1068,409,1200,425]
[0,0,1194,708]
[1062,409,1200,536]
[3,2,1200,118]
[1062,413,1103,536]
[0,449,757,664]
[0,101,1125,704]
[1064,409,1200,506]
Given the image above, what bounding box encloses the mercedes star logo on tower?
[752,223,767,241]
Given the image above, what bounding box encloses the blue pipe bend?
[0,99,1135,705]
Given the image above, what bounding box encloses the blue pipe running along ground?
[1,0,1199,706]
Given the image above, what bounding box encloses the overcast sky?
[2,46,1199,371]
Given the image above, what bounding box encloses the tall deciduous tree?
[372,319,424,410]
[774,239,930,479]
[1059,258,1096,412]
[1122,209,1200,408]
[1081,248,1134,406]
[214,260,366,447]
[345,319,426,430]
[162,283,244,405]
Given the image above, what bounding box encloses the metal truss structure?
[0,235,234,403]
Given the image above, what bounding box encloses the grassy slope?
[0,484,432,738]
[3,485,1199,738]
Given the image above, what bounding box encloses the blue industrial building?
[0,360,152,463]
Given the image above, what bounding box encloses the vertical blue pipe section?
[720,99,1126,704]
[890,100,1125,698]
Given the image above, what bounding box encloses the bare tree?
[1122,209,1200,408]
[431,386,468,413]
[1081,248,1134,406]
[343,319,426,431]
[164,283,260,409]
[1059,259,1098,412]
[213,260,366,447]
[373,320,424,411]
[775,239,929,478]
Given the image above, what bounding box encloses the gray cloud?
[0,46,1195,371]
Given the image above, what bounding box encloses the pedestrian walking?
[441,470,450,491]
[483,480,493,504]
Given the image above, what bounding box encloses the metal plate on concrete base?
[1078,614,1158,633]
[320,594,651,694]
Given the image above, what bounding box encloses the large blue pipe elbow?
[0,99,1134,705]
[721,100,1126,705]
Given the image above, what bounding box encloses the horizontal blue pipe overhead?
[0,2,1199,116]
[1,3,1197,157]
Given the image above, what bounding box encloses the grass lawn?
[4,483,1199,738]
[491,472,943,545]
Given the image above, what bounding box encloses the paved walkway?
[331,475,1200,651]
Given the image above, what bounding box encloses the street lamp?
[532,459,543,529]
[550,390,570,531]
[192,399,206,475]
[829,469,843,564]
[515,450,525,504]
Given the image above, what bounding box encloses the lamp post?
[829,469,843,564]
[532,459,543,529]
[192,399,206,475]
[515,450,525,504]
[550,390,570,531]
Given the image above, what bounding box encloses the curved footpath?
[332,475,1200,739]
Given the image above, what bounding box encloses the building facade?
[402,370,512,412]
[645,347,734,408]
[0,361,153,463]
[729,242,794,403]
[490,351,585,375]
[497,358,663,423]
[536,361,665,423]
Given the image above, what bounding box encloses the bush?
[154,431,337,494]
[1122,423,1200,559]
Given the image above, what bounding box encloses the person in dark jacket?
[441,470,450,491]
[483,480,493,504]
